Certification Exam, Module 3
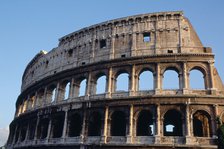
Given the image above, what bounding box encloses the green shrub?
[217,124,224,149]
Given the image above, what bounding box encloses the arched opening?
[88,112,102,136]
[163,109,183,136]
[64,82,70,100]
[51,88,56,102]
[22,100,28,113]
[37,118,49,139]
[139,70,154,90]
[68,113,82,137]
[111,111,126,136]
[47,85,57,103]
[51,113,65,138]
[137,110,154,136]
[116,73,129,92]
[28,120,36,140]
[193,110,211,137]
[20,124,27,142]
[28,94,35,109]
[8,125,16,144]
[189,69,205,89]
[37,89,44,106]
[79,79,86,97]
[163,69,179,89]
[96,75,106,94]
[14,125,20,143]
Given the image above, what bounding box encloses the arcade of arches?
[8,104,218,145]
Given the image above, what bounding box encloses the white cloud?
[0,127,9,147]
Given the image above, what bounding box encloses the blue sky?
[0,0,224,145]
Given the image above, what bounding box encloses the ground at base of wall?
[13,145,218,149]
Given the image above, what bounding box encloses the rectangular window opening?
[68,49,73,57]
[121,54,126,58]
[100,39,107,48]
[168,50,173,53]
[143,32,151,42]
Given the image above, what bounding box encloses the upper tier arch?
[21,11,212,91]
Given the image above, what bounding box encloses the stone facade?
[6,11,224,149]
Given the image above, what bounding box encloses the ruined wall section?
[21,11,210,92]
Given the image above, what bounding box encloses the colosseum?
[6,11,224,149]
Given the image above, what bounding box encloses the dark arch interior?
[52,113,65,138]
[111,111,126,136]
[28,120,36,140]
[163,110,182,136]
[88,112,102,136]
[137,110,153,136]
[68,113,82,137]
[37,118,49,139]
[193,111,211,137]
[14,126,20,143]
[20,124,28,142]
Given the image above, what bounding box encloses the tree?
[217,124,224,149]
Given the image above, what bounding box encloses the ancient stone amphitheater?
[6,11,224,149]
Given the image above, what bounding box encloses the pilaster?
[62,110,68,140]
[106,67,113,98]
[126,105,133,143]
[155,63,161,94]
[101,106,109,143]
[155,104,161,143]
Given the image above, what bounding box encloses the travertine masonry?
[6,11,224,149]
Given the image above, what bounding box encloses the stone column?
[34,116,40,140]
[73,82,80,98]
[185,103,191,137]
[58,86,65,101]
[33,92,38,108]
[55,82,60,103]
[26,95,30,111]
[129,65,136,96]
[110,35,115,59]
[208,60,216,94]
[68,78,74,100]
[90,37,96,62]
[155,104,161,143]
[214,104,219,125]
[131,32,137,56]
[101,106,109,143]
[25,123,30,141]
[46,119,52,141]
[106,67,113,98]
[62,110,68,140]
[155,63,161,94]
[43,87,48,106]
[155,21,161,54]
[127,105,133,143]
[17,127,22,143]
[12,125,18,144]
[185,101,194,144]
[85,72,92,100]
[182,62,189,94]
[211,117,216,137]
[80,110,87,143]
[212,104,218,137]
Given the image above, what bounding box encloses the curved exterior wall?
[6,11,224,149]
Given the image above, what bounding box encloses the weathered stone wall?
[21,11,210,92]
[7,11,224,149]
